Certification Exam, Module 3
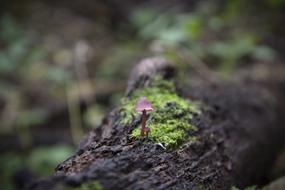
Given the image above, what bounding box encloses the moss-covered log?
[27,58,285,190]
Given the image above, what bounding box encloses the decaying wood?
[27,58,285,190]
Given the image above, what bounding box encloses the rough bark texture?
[27,58,285,190]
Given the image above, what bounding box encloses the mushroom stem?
[141,109,147,137]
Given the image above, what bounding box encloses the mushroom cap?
[135,97,154,112]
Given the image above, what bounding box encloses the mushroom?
[135,97,154,137]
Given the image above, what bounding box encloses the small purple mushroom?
[135,97,153,137]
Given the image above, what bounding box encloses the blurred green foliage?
[0,16,71,134]
[28,145,74,176]
[84,105,106,128]
[131,2,277,77]
[0,16,75,190]
[0,145,74,190]
[95,42,142,81]
[0,17,45,76]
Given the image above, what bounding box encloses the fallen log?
[27,58,285,190]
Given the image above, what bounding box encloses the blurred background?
[0,0,284,189]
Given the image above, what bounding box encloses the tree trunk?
[27,58,285,190]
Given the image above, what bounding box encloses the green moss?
[65,181,103,190]
[231,186,257,190]
[80,182,102,190]
[119,76,200,147]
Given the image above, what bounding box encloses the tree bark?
[27,58,285,190]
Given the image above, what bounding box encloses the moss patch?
[65,181,102,190]
[230,186,257,190]
[119,77,200,147]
